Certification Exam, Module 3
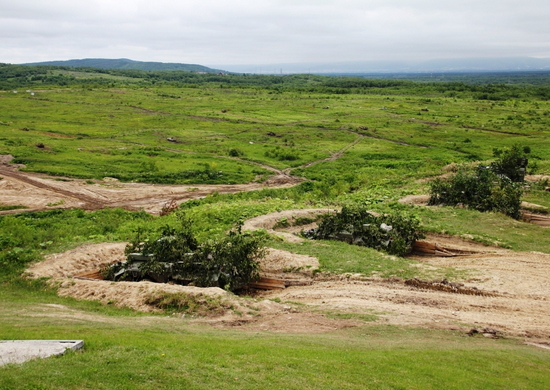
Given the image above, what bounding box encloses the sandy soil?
[242,208,335,242]
[24,211,550,342]
[258,248,319,278]
[261,249,550,340]
[398,194,431,205]
[0,155,300,215]
[26,242,356,333]
[6,157,550,342]
[526,174,550,182]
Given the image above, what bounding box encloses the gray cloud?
[1,0,549,66]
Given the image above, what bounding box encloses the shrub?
[428,167,523,219]
[429,146,529,219]
[309,205,424,256]
[228,148,243,157]
[491,144,530,182]
[107,213,265,291]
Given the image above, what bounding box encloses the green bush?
[491,144,530,182]
[428,167,523,219]
[428,146,529,219]
[109,213,265,291]
[228,148,243,157]
[310,205,424,256]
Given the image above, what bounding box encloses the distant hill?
[216,57,550,75]
[23,58,226,73]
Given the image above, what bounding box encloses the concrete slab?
[0,340,84,366]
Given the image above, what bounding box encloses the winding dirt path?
[0,130,367,215]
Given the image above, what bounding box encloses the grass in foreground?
[0,296,548,390]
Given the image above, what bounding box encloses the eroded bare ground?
[257,236,550,341]
[24,210,550,342]
[25,242,357,333]
[4,155,550,341]
[0,155,301,215]
[1,141,370,215]
[242,208,336,243]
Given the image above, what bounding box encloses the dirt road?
[0,136,370,215]
[0,158,300,214]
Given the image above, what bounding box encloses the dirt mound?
[399,194,430,205]
[242,208,334,242]
[522,213,550,227]
[28,242,319,282]
[57,279,228,313]
[0,154,16,165]
[26,243,234,313]
[25,241,352,333]
[26,243,126,279]
[243,208,334,231]
[526,174,550,182]
[22,209,550,340]
[521,201,548,211]
[262,174,303,186]
[411,233,507,256]
[259,248,319,279]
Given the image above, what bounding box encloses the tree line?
[1,63,550,100]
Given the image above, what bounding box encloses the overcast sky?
[2,0,550,68]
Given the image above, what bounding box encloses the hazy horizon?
[2,1,550,67]
[18,56,550,76]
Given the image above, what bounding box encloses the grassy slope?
[1,75,550,389]
[1,204,549,389]
[1,287,549,390]
[2,85,549,183]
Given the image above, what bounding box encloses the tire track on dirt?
[360,132,429,148]
[0,166,107,210]
[0,163,301,215]
[0,131,364,216]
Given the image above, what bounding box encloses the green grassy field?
[1,303,549,390]
[1,67,550,389]
[2,79,550,185]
